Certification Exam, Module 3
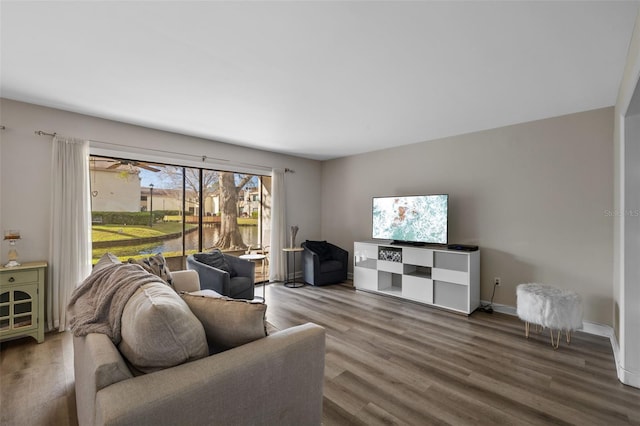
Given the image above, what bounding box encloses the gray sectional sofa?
[72,269,326,426]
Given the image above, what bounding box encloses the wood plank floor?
[0,330,77,426]
[265,283,640,426]
[1,282,639,425]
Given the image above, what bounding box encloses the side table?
[282,247,304,288]
[0,261,47,343]
[239,253,267,302]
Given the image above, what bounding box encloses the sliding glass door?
[89,156,270,278]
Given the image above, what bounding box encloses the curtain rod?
[34,129,295,173]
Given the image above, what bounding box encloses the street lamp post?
[149,183,154,227]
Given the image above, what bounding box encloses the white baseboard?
[480,300,639,389]
[618,363,640,388]
[480,300,609,336]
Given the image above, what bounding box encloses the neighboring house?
[90,158,141,212]
[238,186,260,217]
[141,187,221,217]
[140,187,187,213]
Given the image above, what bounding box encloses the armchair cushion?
[193,250,236,277]
[320,260,344,273]
[182,293,267,353]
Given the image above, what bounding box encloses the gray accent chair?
[301,240,349,286]
[187,253,255,300]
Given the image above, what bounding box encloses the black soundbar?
[447,244,479,251]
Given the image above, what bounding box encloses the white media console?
[353,240,480,315]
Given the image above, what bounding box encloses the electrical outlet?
[494,277,501,286]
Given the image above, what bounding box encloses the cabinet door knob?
[8,277,15,283]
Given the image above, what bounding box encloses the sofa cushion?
[305,240,332,261]
[181,293,267,353]
[119,282,208,373]
[194,250,236,277]
[128,253,174,286]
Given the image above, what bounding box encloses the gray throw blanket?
[68,262,167,344]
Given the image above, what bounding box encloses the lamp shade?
[4,230,20,240]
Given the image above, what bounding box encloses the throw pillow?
[128,253,173,286]
[305,240,332,261]
[94,252,121,272]
[181,293,267,353]
[194,250,236,277]
[119,282,209,373]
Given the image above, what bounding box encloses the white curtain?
[48,136,92,331]
[269,168,286,281]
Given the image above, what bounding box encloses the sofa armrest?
[171,270,201,293]
[225,254,255,279]
[94,323,326,426]
[301,247,320,283]
[74,333,133,426]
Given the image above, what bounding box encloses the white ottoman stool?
[516,283,583,349]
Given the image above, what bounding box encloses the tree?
[160,167,218,214]
[214,172,253,250]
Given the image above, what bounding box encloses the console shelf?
[354,241,480,315]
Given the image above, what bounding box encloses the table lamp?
[4,230,21,267]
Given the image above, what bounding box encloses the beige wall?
[0,98,617,326]
[0,98,322,267]
[322,107,614,325]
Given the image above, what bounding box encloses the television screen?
[372,195,448,245]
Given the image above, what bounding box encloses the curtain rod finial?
[34,130,57,137]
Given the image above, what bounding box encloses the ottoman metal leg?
[549,329,561,349]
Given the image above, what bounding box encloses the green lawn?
[92,223,194,242]
[91,223,199,263]
[92,245,197,263]
[90,221,250,264]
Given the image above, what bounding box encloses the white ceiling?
[1,1,638,160]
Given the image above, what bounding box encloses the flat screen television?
[372,194,448,245]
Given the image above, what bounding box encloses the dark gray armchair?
[301,240,348,286]
[186,252,255,299]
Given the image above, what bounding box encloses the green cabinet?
[0,261,47,343]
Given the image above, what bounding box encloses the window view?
[89,156,270,281]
